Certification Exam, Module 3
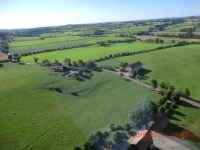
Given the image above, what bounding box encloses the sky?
[0,0,200,29]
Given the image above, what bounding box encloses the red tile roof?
[129,61,142,69]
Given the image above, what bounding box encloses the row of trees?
[7,53,21,62]
[180,27,196,32]
[145,38,164,44]
[158,33,200,39]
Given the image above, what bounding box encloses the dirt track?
[0,51,8,60]
[135,35,160,40]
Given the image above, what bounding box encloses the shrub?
[102,131,109,138]
[108,123,115,131]
[115,125,123,130]
[113,131,122,144]
[73,146,82,150]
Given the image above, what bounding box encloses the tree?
[155,38,160,43]
[33,57,39,63]
[151,79,158,89]
[8,55,12,61]
[113,131,122,144]
[78,59,84,66]
[128,98,154,129]
[124,123,131,131]
[54,59,59,65]
[64,58,71,65]
[73,61,78,66]
[183,88,190,98]
[157,96,167,106]
[108,123,115,131]
[158,106,165,114]
[170,92,180,103]
[73,73,79,80]
[159,82,166,90]
[83,141,96,150]
[73,146,82,150]
[85,60,96,68]
[136,74,142,81]
[159,39,164,44]
[164,90,172,100]
[163,101,171,110]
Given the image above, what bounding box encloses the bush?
[102,131,109,138]
[113,131,123,144]
[108,123,115,131]
[170,102,178,109]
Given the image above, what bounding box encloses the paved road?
[102,69,200,108]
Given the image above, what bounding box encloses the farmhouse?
[125,61,142,72]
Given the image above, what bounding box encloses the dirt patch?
[135,35,160,40]
[0,51,8,60]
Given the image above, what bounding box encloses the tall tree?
[151,79,158,89]
[64,58,71,65]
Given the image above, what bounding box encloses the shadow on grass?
[171,110,186,116]
[77,77,85,82]
[140,68,152,76]
[164,123,200,143]
[82,75,91,79]
[167,115,181,121]
[0,64,4,68]
[178,101,199,109]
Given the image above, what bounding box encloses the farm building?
[125,61,142,72]
[51,66,66,72]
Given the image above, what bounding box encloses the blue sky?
[0,0,200,29]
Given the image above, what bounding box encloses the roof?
[67,66,88,70]
[51,66,64,70]
[150,114,168,132]
[129,130,153,150]
[152,131,200,150]
[129,61,142,69]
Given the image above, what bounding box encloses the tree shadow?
[55,88,63,93]
[170,110,186,116]
[0,64,4,68]
[82,75,91,79]
[167,115,181,121]
[178,101,199,109]
[90,67,103,72]
[77,77,85,82]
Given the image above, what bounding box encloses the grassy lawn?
[97,44,200,100]
[0,63,160,149]
[21,41,166,63]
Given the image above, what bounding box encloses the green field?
[9,36,130,54]
[0,63,161,149]
[21,41,166,63]
[97,44,200,100]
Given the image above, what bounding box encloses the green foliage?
[151,79,158,89]
[164,90,172,100]
[8,55,12,61]
[183,88,190,98]
[169,86,175,92]
[83,141,96,150]
[108,123,115,131]
[78,69,83,76]
[157,96,167,105]
[163,101,171,110]
[102,131,109,138]
[170,92,180,103]
[113,131,122,144]
[124,123,131,131]
[64,58,71,65]
[73,146,82,150]
[158,106,165,114]
[170,102,178,109]
[128,98,154,129]
[33,57,39,63]
[85,60,96,68]
[119,62,128,68]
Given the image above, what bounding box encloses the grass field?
[21,41,166,63]
[97,44,200,100]
[0,63,161,149]
[9,36,130,54]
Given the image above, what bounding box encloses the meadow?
[0,63,161,149]
[9,35,131,54]
[21,41,167,63]
[97,44,200,100]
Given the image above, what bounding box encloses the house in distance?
[125,61,142,72]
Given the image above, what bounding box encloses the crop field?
[0,63,161,149]
[97,44,200,100]
[21,41,167,63]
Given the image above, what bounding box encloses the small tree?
[108,123,115,131]
[159,39,164,44]
[113,131,122,144]
[124,123,131,131]
[157,96,167,106]
[159,82,166,90]
[151,79,158,89]
[8,55,12,61]
[73,73,79,80]
[33,57,39,63]
[183,88,190,98]
[158,106,165,114]
[64,58,71,65]
[54,59,59,65]
[83,141,96,150]
[78,69,83,76]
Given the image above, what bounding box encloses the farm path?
[102,69,200,108]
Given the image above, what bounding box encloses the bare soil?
[0,51,8,60]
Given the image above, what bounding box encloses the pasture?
[0,63,160,149]
[21,41,166,63]
[97,44,200,100]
